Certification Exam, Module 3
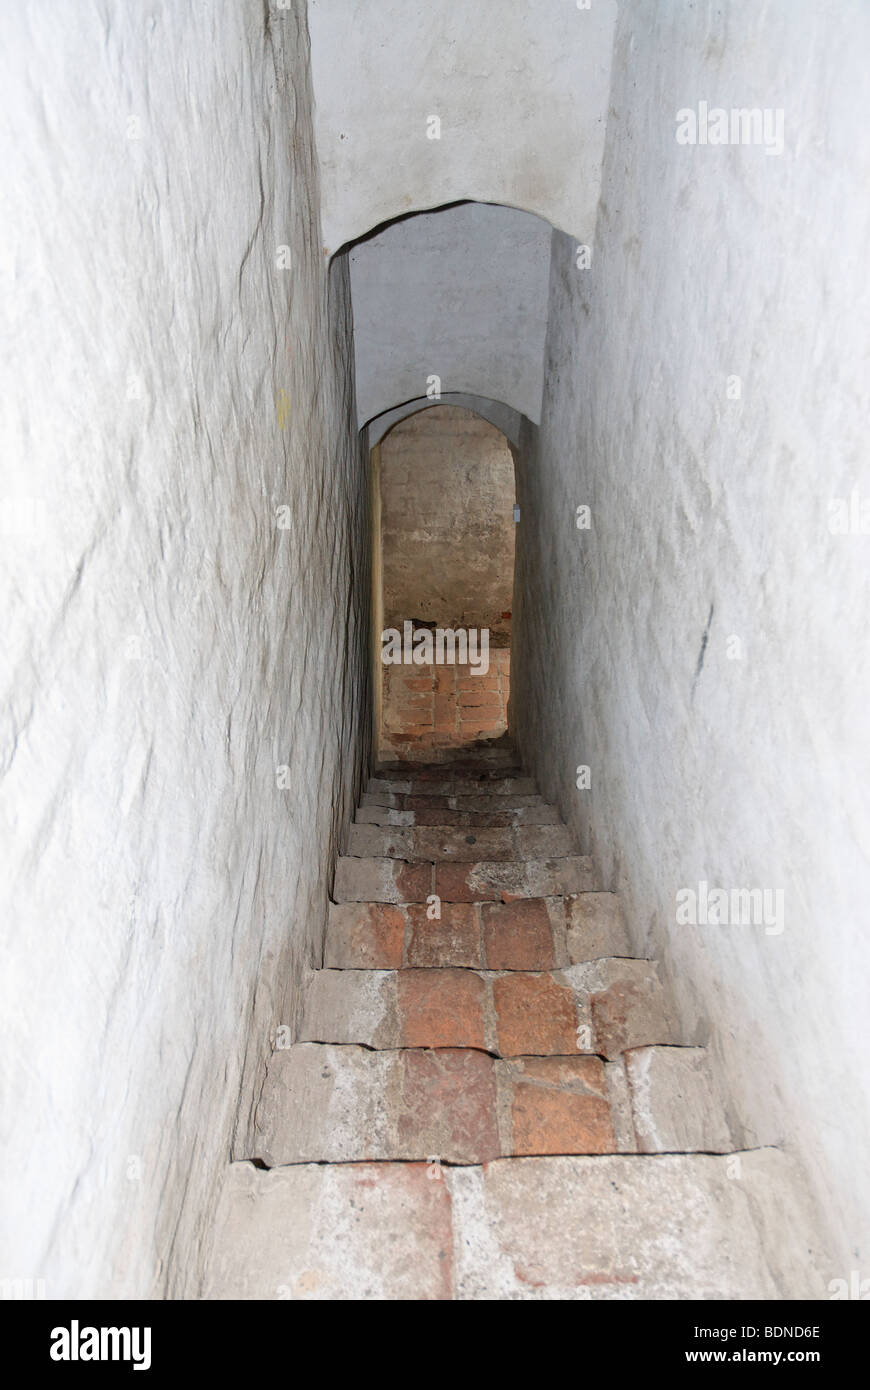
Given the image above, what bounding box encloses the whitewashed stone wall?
[0,1,369,1297]
[512,0,870,1271]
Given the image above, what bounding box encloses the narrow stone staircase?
[203,746,832,1299]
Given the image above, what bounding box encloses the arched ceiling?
[366,394,524,449]
[307,0,618,255]
[350,202,552,426]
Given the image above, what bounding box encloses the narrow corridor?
[4,0,868,1323]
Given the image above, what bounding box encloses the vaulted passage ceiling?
[307,0,617,255]
[350,201,552,427]
[307,0,617,432]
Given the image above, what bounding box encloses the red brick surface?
[483,900,556,970]
[493,973,580,1056]
[398,969,487,1048]
[326,903,405,969]
[510,1056,615,1155]
[381,656,510,759]
[398,1048,500,1164]
[405,903,482,968]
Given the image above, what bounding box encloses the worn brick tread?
[333,854,595,903]
[204,1151,834,1299]
[300,960,675,1057]
[324,894,634,970]
[253,1043,616,1164]
[345,822,576,861]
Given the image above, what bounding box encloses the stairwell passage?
[202,746,833,1299]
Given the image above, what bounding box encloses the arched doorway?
[372,404,516,761]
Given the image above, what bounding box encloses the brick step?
[299,959,677,1059]
[333,855,595,903]
[251,1040,756,1168]
[345,823,576,862]
[253,1043,619,1164]
[368,775,537,797]
[325,895,631,970]
[375,753,519,775]
[361,790,547,812]
[382,739,512,757]
[355,804,562,827]
[622,1045,735,1153]
[383,739,510,757]
[204,1149,832,1299]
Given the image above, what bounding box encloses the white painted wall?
[0,0,368,1297]
[307,0,617,254]
[351,202,552,426]
[511,0,870,1269]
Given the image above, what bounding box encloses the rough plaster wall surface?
[380,407,515,636]
[0,0,368,1298]
[512,0,870,1267]
[307,0,617,254]
[351,202,552,427]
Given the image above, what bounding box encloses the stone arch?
[364,392,526,449]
